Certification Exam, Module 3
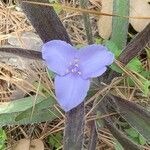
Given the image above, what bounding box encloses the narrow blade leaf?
[97,96,141,150]
[18,0,71,43]
[111,0,129,49]
[108,94,150,142]
[0,96,59,126]
[0,47,42,60]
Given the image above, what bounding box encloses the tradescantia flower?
[42,40,114,112]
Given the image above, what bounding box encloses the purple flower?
[42,40,114,112]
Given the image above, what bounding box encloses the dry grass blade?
[115,60,150,95]
[0,3,32,45]
[0,59,54,102]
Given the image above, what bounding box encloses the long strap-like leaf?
[63,103,85,150]
[107,23,150,83]
[98,96,142,150]
[120,23,150,64]
[0,47,42,60]
[18,0,71,43]
[108,94,150,142]
[111,0,129,50]
[17,0,85,149]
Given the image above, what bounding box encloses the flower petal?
[77,44,114,79]
[54,74,90,111]
[42,40,77,76]
[89,67,107,78]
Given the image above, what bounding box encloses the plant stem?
[63,103,85,150]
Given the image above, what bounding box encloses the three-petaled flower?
[42,40,114,112]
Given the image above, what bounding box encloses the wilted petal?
[77,44,114,79]
[42,40,77,76]
[55,74,90,111]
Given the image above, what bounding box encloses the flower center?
[67,59,81,76]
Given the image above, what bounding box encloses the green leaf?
[0,129,6,140]
[53,3,63,14]
[15,96,57,121]
[141,79,150,96]
[0,128,6,150]
[104,40,123,73]
[49,1,62,14]
[127,58,143,73]
[0,109,58,126]
[48,133,62,149]
[75,44,84,49]
[0,96,45,114]
[95,38,103,44]
[49,0,58,2]
[130,137,140,145]
[47,69,55,79]
[111,0,129,50]
[105,40,121,58]
[110,63,123,73]
[141,70,150,79]
[146,48,150,59]
[125,128,139,138]
[114,139,124,150]
[96,111,105,128]
[138,134,146,145]
[119,122,146,145]
[0,96,59,126]
[126,77,136,86]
